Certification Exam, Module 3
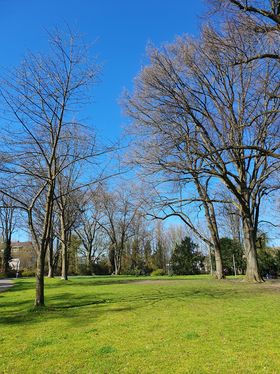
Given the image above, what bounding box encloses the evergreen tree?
[219,238,246,275]
[170,236,204,275]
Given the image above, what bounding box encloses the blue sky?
[2,1,279,246]
[0,0,204,141]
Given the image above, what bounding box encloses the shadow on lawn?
[0,301,137,327]
[45,276,211,288]
[0,281,250,328]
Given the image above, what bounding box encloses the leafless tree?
[55,172,83,280]
[74,188,105,274]
[210,0,280,27]
[125,22,280,282]
[97,184,141,274]
[0,29,100,305]
[0,195,17,275]
[139,180,225,278]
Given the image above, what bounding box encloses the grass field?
[1,275,280,374]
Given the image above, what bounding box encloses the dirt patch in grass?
[131,279,189,285]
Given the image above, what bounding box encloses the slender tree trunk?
[109,244,115,274]
[242,215,263,282]
[61,240,68,280]
[3,238,12,275]
[114,247,121,275]
[208,245,213,275]
[35,247,46,307]
[114,255,119,275]
[47,238,54,278]
[114,245,122,275]
[86,250,92,275]
[60,215,68,280]
[194,177,225,279]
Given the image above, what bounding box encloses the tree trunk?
[61,241,68,280]
[3,239,12,275]
[33,182,55,307]
[212,241,224,280]
[194,178,225,279]
[243,216,263,282]
[35,248,45,307]
[114,255,119,275]
[47,239,54,278]
[60,212,68,280]
[86,250,92,275]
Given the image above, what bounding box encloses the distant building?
[0,241,36,270]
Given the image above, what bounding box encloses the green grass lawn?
[1,275,280,374]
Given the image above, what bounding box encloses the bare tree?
[74,188,105,274]
[140,180,225,278]
[0,195,17,275]
[55,166,84,280]
[0,30,99,305]
[211,0,280,27]
[97,184,141,275]
[125,22,280,282]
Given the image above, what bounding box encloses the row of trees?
[1,1,280,307]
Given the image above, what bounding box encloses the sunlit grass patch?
[1,275,280,373]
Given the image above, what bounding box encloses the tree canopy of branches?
[125,20,280,282]
[0,30,100,306]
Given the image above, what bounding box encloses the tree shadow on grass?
[0,282,255,328]
[0,297,137,328]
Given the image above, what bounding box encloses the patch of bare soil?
[131,279,187,285]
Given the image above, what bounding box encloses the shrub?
[22,270,36,277]
[122,267,144,276]
[92,261,110,275]
[151,268,166,276]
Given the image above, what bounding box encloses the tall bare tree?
[125,22,280,282]
[0,30,99,305]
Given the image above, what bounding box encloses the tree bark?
[35,248,46,307]
[61,240,68,280]
[86,250,92,275]
[3,239,12,275]
[243,215,263,282]
[60,215,68,280]
[33,183,55,307]
[194,178,225,279]
[47,239,54,278]
[212,240,224,280]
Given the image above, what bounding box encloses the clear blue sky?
[0,0,205,141]
[0,0,207,242]
[2,1,279,246]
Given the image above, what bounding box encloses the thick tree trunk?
[33,183,55,307]
[243,216,263,282]
[212,241,224,280]
[35,248,45,307]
